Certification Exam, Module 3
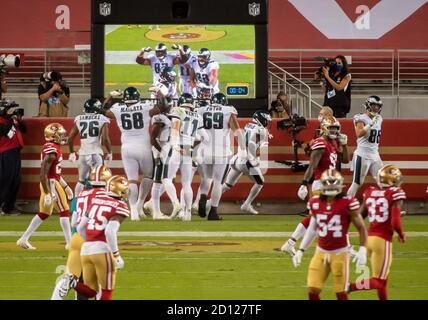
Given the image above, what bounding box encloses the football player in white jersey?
[149,66,178,99]
[147,97,174,220]
[197,93,244,220]
[190,48,219,97]
[221,110,272,214]
[102,87,160,221]
[68,99,112,197]
[136,42,181,86]
[163,93,205,221]
[347,95,384,197]
[172,44,194,95]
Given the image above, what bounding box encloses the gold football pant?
[81,253,116,291]
[39,180,70,216]
[66,233,84,277]
[307,250,350,293]
[367,236,392,280]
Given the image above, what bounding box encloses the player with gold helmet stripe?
[348,164,406,300]
[17,123,72,251]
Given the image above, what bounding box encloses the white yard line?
[1,231,428,237]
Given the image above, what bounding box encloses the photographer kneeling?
[38,71,70,117]
[270,91,291,119]
[318,56,351,118]
[0,100,25,215]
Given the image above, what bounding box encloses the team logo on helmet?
[365,95,383,116]
[211,92,228,106]
[320,116,340,139]
[197,48,211,67]
[44,123,67,145]
[105,175,129,201]
[83,98,102,114]
[253,110,272,128]
[160,66,177,84]
[123,87,140,104]
[377,164,403,188]
[155,43,167,60]
[178,93,194,109]
[89,165,113,187]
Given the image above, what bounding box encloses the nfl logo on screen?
[99,2,111,16]
[248,2,260,17]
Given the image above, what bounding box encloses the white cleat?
[191,205,198,215]
[16,238,36,250]
[181,210,192,222]
[152,211,171,220]
[281,239,296,256]
[170,202,183,219]
[143,200,153,216]
[241,204,259,215]
[59,273,77,298]
[65,243,70,251]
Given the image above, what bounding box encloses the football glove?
[297,185,308,201]
[68,152,77,163]
[352,246,367,268]
[292,249,304,268]
[338,133,348,145]
[397,232,406,243]
[171,44,181,50]
[142,47,152,52]
[115,255,125,269]
[110,89,123,98]
[105,153,113,164]
[64,185,74,201]
[44,194,53,208]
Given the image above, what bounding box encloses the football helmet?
[89,165,113,187]
[155,43,167,60]
[196,99,209,108]
[44,123,67,145]
[320,116,340,139]
[178,93,194,109]
[253,110,272,128]
[83,98,102,114]
[182,45,191,59]
[197,48,211,67]
[211,92,228,106]
[123,86,140,104]
[320,169,344,196]
[105,175,129,201]
[377,164,403,188]
[365,95,383,116]
[159,67,176,84]
[196,83,213,100]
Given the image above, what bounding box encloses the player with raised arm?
[17,123,73,250]
[172,44,194,95]
[149,66,178,99]
[281,116,349,255]
[51,165,112,300]
[347,95,384,197]
[102,87,160,221]
[162,93,205,221]
[61,175,130,300]
[292,169,368,300]
[197,93,244,220]
[136,42,181,87]
[221,110,272,214]
[348,165,406,300]
[68,99,112,197]
[190,48,219,97]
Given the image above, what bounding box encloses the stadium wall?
[18,118,428,201]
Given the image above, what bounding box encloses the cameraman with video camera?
[316,55,352,118]
[270,91,291,119]
[38,71,70,117]
[0,72,7,100]
[0,100,26,215]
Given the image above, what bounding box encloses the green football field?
[104,25,255,97]
[0,214,427,300]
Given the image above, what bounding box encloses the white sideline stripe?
[2,231,428,237]
[21,160,428,169]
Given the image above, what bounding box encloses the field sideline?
[0,215,427,300]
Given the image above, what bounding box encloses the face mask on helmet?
[44,123,67,145]
[365,96,383,116]
[155,43,167,60]
[253,111,272,128]
[327,125,340,139]
[197,48,210,67]
[320,169,344,196]
[377,165,403,188]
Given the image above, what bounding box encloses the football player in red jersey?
[348,164,406,300]
[51,165,113,300]
[17,123,73,250]
[62,175,130,300]
[292,169,368,300]
[282,116,349,255]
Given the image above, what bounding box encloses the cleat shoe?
[59,273,77,298]
[206,199,212,216]
[16,238,36,250]
[170,202,183,219]
[65,243,70,251]
[152,211,171,220]
[281,239,296,256]
[130,205,142,221]
[198,195,207,218]
[207,207,222,221]
[181,210,192,222]
[241,203,259,215]
[191,205,198,215]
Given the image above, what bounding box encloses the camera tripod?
[275,129,309,173]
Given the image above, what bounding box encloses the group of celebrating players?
[12,41,409,300]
